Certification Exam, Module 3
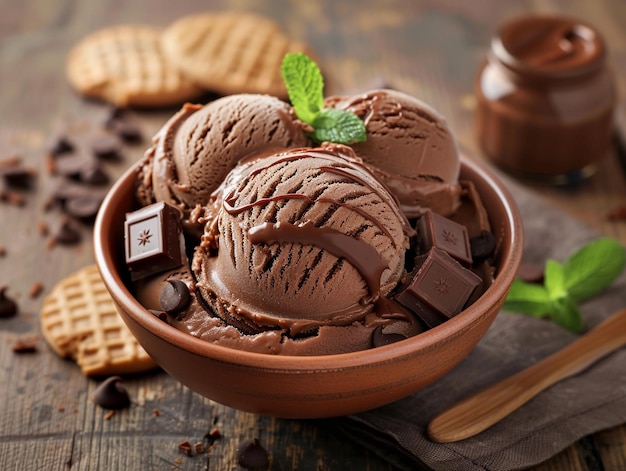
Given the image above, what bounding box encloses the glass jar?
[475,15,616,182]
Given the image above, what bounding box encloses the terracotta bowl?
[94,154,523,419]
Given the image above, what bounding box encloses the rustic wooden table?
[1,1,625,470]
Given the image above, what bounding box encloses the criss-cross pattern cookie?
[162,12,312,99]
[66,25,204,107]
[41,264,157,376]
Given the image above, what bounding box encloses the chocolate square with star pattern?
[395,247,481,322]
[124,201,185,280]
[417,210,472,265]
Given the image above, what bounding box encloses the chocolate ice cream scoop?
[325,89,461,217]
[193,145,413,336]
[136,95,311,211]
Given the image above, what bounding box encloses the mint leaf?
[504,237,626,333]
[280,52,367,145]
[280,52,324,124]
[549,294,584,333]
[503,279,551,317]
[562,237,626,301]
[312,109,367,145]
[544,259,565,299]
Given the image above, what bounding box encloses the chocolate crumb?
[1,189,26,206]
[207,428,222,440]
[0,287,18,318]
[38,221,49,236]
[11,337,38,353]
[152,408,160,416]
[29,282,43,299]
[236,438,269,469]
[58,406,65,412]
[104,410,115,420]
[0,154,22,170]
[178,440,192,456]
[0,246,6,257]
[51,218,82,245]
[93,376,131,410]
[194,442,205,454]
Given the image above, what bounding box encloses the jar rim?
[492,14,606,81]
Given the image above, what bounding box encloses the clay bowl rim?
[94,153,523,372]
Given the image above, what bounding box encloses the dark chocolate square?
[124,201,185,280]
[395,247,481,321]
[417,210,472,265]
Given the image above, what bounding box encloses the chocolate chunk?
[159,280,190,315]
[416,211,472,265]
[48,135,74,156]
[64,193,104,220]
[105,107,143,143]
[93,376,131,410]
[89,132,122,159]
[469,230,496,263]
[236,438,269,469]
[53,153,90,177]
[52,219,82,245]
[178,440,192,456]
[124,202,185,280]
[0,287,18,318]
[371,325,408,348]
[395,247,482,326]
[76,162,109,185]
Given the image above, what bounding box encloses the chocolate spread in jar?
[475,15,616,182]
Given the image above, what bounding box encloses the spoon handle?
[427,308,626,443]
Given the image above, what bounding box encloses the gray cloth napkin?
[339,176,626,471]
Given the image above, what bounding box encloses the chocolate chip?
[148,309,169,323]
[2,165,36,189]
[93,376,131,410]
[52,219,81,245]
[469,230,496,264]
[64,193,104,220]
[0,287,18,318]
[371,325,408,348]
[159,280,191,315]
[236,438,269,469]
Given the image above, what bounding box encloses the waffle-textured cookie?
[162,12,311,98]
[66,25,204,107]
[41,265,157,376]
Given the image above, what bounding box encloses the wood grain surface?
[1,1,625,470]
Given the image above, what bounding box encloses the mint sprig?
[503,237,626,333]
[281,53,366,145]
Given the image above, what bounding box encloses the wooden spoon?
[427,308,626,443]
